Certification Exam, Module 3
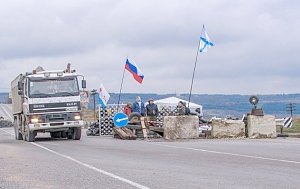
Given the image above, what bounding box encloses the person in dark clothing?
[181,101,190,115]
[145,99,159,121]
[132,96,145,116]
[177,101,190,115]
[146,99,159,116]
[177,101,186,115]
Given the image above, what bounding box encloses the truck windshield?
[29,77,79,98]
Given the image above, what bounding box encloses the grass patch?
[277,118,300,133]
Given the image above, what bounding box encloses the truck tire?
[128,112,142,123]
[14,120,23,140]
[26,128,36,142]
[67,132,73,139]
[61,131,67,138]
[50,132,56,138]
[72,127,81,140]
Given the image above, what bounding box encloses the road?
[0,127,300,189]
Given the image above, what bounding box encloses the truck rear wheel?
[72,127,81,140]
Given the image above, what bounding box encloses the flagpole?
[117,65,126,112]
[98,105,101,136]
[188,39,201,108]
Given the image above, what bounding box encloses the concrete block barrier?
[163,116,199,140]
[211,119,245,138]
[247,115,276,139]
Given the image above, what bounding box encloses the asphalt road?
[0,127,300,189]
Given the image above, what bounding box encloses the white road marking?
[150,143,300,165]
[0,128,150,189]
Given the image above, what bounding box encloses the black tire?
[50,132,55,138]
[61,131,67,138]
[128,112,142,123]
[14,120,23,140]
[67,132,73,139]
[72,127,81,140]
[86,130,92,136]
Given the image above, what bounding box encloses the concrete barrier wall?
[163,116,199,140]
[211,119,245,138]
[247,115,276,138]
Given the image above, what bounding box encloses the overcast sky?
[0,0,299,94]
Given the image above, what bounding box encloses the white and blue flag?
[98,83,110,108]
[199,25,214,53]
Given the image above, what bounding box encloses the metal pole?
[188,38,201,108]
[117,66,126,112]
[98,105,101,136]
[90,89,97,122]
[93,93,96,122]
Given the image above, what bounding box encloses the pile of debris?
[86,122,100,136]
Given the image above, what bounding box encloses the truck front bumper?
[28,120,84,131]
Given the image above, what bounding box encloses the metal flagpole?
[188,25,205,108]
[98,105,101,136]
[188,42,201,107]
[117,65,126,112]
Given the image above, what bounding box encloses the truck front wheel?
[26,129,36,142]
[72,127,81,140]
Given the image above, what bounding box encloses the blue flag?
[98,83,110,108]
[199,25,214,53]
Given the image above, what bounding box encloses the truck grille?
[49,118,65,122]
[50,122,64,126]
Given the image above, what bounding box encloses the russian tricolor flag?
[125,58,144,84]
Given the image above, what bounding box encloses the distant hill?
[2,92,299,118]
[0,93,10,104]
[92,93,300,118]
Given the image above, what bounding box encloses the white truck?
[11,65,86,142]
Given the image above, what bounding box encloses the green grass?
[277,118,300,133]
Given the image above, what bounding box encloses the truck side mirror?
[18,81,23,90]
[82,80,86,89]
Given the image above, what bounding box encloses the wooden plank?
[113,127,129,140]
[122,127,137,140]
[140,117,148,139]
[149,126,164,133]
[112,127,137,140]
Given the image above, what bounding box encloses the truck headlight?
[74,115,81,120]
[31,117,39,123]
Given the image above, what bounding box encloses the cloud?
[0,0,300,94]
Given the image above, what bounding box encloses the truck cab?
[11,67,86,142]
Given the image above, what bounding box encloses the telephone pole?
[286,103,296,118]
